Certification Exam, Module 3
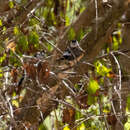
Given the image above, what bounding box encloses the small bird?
[58,40,84,61]
[34,50,45,59]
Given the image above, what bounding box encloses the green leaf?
[28,31,39,44]
[0,46,4,53]
[125,118,130,130]
[95,61,111,76]
[127,95,130,111]
[12,100,19,108]
[29,18,39,26]
[75,109,83,120]
[50,11,56,25]
[43,7,49,19]
[46,43,53,52]
[112,30,122,50]
[87,95,97,105]
[107,47,110,53]
[63,126,70,130]
[68,27,76,40]
[80,6,85,13]
[87,80,100,94]
[77,28,85,41]
[77,123,86,130]
[113,36,119,50]
[0,69,3,78]
[18,35,28,51]
[2,26,6,34]
[103,107,110,114]
[9,52,20,65]
[0,19,2,27]
[9,1,14,8]
[14,26,19,35]
[0,53,6,64]
[38,123,48,130]
[65,15,70,26]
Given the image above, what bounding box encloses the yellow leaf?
[63,126,70,130]
[12,100,19,107]
[7,42,16,52]
[0,19,2,26]
[14,26,19,35]
[9,1,14,8]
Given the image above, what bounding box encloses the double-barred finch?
[34,50,45,59]
[58,40,84,61]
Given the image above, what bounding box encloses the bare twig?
[110,52,122,112]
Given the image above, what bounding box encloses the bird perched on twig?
[57,40,85,61]
[34,50,45,60]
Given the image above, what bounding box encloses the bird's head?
[34,50,45,59]
[70,40,79,48]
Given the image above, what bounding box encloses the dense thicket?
[0,0,130,129]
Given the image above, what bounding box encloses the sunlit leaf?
[113,36,119,50]
[107,47,110,53]
[103,108,110,113]
[119,37,122,44]
[46,42,53,51]
[127,95,130,111]
[0,53,6,63]
[65,15,70,26]
[38,123,48,130]
[0,69,3,78]
[63,126,70,130]
[77,123,86,130]
[9,1,14,8]
[2,26,6,34]
[0,19,2,26]
[112,30,122,50]
[75,110,82,120]
[43,7,49,19]
[80,7,85,13]
[47,0,53,6]
[95,61,111,76]
[125,118,130,130]
[51,11,56,25]
[87,80,100,94]
[12,100,19,108]
[14,26,19,35]
[29,18,39,26]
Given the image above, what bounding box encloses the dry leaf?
[7,41,16,52]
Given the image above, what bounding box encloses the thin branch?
[111,101,123,127]
[110,52,122,112]
[0,90,17,127]
[62,80,76,96]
